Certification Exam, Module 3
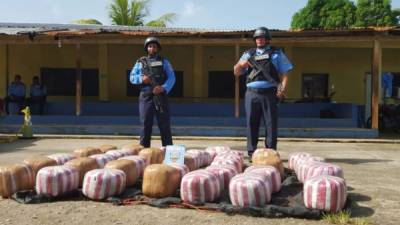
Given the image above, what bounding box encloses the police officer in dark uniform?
[234,27,293,157]
[130,37,176,147]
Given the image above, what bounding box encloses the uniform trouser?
[245,88,278,156]
[4,96,25,114]
[139,92,173,148]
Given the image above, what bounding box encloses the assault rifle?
[148,76,164,113]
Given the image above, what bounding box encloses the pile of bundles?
[0,144,147,200]
[288,152,346,213]
[0,144,347,215]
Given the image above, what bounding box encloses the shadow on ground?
[326,158,393,165]
[346,191,375,218]
[0,138,39,154]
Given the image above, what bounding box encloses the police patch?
[254,54,269,61]
[150,61,163,67]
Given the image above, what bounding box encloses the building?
[1,23,399,137]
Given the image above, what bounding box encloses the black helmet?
[253,27,271,40]
[144,37,161,51]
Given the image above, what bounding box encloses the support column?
[99,44,109,101]
[0,45,7,98]
[76,44,82,116]
[193,45,203,99]
[371,40,382,130]
[234,43,240,117]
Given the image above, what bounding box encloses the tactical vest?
[245,47,280,86]
[139,55,167,87]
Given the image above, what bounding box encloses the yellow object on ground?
[20,107,33,138]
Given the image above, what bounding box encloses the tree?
[291,0,356,29]
[354,0,397,27]
[72,19,103,25]
[109,0,176,27]
[393,8,400,24]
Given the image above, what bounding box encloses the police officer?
[29,76,47,115]
[234,27,293,157]
[5,74,26,114]
[130,37,176,147]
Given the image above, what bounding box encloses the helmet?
[253,27,271,40]
[144,37,161,51]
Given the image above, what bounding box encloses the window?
[126,70,183,97]
[302,74,329,99]
[208,71,246,98]
[41,68,99,96]
[391,73,400,98]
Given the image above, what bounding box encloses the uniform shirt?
[382,72,393,97]
[8,82,26,97]
[30,84,47,97]
[130,56,176,94]
[240,46,293,89]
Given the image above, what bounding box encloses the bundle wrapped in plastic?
[73,147,102,158]
[82,168,126,200]
[47,153,76,165]
[36,166,79,197]
[105,159,138,187]
[98,144,117,153]
[139,148,164,165]
[64,158,99,186]
[180,170,220,204]
[0,163,35,198]
[142,164,181,198]
[252,148,284,177]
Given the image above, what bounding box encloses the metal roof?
[0,22,255,36]
[0,22,399,38]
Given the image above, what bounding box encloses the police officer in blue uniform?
[29,76,47,115]
[130,37,176,147]
[234,27,293,157]
[5,74,26,114]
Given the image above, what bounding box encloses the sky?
[0,0,400,30]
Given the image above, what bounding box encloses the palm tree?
[109,0,176,27]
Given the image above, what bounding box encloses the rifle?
[148,76,164,113]
[247,57,277,85]
[139,58,165,113]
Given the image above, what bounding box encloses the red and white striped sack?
[245,165,282,193]
[304,175,347,213]
[211,158,242,173]
[184,153,202,170]
[205,165,238,192]
[105,150,131,160]
[187,150,212,167]
[205,146,231,160]
[82,168,126,200]
[169,164,189,179]
[229,150,245,162]
[294,156,326,175]
[118,155,147,177]
[288,152,312,170]
[47,153,76,165]
[229,173,272,207]
[214,153,244,166]
[89,154,115,168]
[180,170,220,204]
[298,162,344,183]
[36,166,79,197]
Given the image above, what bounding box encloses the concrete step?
[0,123,378,138]
[0,115,357,128]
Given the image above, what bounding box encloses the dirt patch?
[0,138,399,225]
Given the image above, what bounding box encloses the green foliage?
[390,7,400,24]
[291,0,398,29]
[354,0,397,27]
[109,0,176,27]
[291,0,356,29]
[323,210,352,224]
[109,0,131,25]
[146,13,176,27]
[322,210,373,225]
[71,19,102,25]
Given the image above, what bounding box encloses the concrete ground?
[0,137,399,225]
